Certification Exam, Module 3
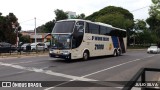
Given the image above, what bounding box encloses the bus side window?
[85,23,89,33]
[89,23,99,34]
[75,21,84,33]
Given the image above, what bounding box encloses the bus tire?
[83,50,89,60]
[113,50,117,57]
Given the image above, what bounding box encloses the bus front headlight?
[49,49,54,53]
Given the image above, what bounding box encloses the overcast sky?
[0,0,152,31]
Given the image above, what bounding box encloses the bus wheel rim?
[84,52,88,60]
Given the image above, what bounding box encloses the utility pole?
[12,22,19,49]
[16,27,19,49]
[34,17,37,43]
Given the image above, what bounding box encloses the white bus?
[49,19,127,60]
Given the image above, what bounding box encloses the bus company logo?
[2,82,11,87]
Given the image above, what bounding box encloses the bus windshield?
[53,21,75,33]
[51,34,71,49]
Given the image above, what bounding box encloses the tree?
[54,9,68,21]
[85,6,134,45]
[146,0,160,44]
[19,35,30,43]
[76,13,85,19]
[43,20,55,33]
[36,20,55,33]
[149,0,160,20]
[134,19,147,30]
[0,12,21,44]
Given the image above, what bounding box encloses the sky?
[0,0,152,31]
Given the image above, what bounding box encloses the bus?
[49,19,127,60]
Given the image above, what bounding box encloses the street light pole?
[34,17,37,43]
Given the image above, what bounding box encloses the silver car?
[147,46,160,54]
[30,42,48,51]
[21,43,30,51]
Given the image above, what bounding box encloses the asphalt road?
[0,50,160,90]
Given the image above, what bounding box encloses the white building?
[66,11,76,19]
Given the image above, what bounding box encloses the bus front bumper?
[49,53,71,59]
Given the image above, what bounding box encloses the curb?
[0,54,48,60]
[127,49,147,51]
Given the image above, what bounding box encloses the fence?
[0,47,49,57]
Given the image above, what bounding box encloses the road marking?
[81,55,155,78]
[11,61,34,64]
[0,54,156,90]
[44,55,155,90]
[0,54,48,60]
[44,79,75,90]
[11,60,48,65]
[0,62,96,81]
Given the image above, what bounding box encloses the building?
[21,30,52,43]
[66,11,76,19]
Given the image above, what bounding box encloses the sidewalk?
[0,52,49,59]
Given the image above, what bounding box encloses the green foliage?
[146,0,160,43]
[19,35,30,43]
[134,19,147,30]
[54,9,68,21]
[85,6,134,31]
[75,13,85,19]
[85,6,134,46]
[37,20,55,33]
[149,0,160,19]
[0,12,21,44]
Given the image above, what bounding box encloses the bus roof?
[56,19,126,31]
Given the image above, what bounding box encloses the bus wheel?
[83,51,89,60]
[113,50,117,57]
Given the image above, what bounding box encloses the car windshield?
[51,34,71,49]
[52,21,75,33]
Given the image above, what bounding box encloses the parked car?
[147,46,160,54]
[30,42,48,51]
[0,42,16,53]
[19,43,30,51]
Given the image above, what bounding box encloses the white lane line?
[11,61,34,64]
[81,55,155,78]
[0,62,96,81]
[44,79,75,90]
[44,55,155,90]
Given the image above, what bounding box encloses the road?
[0,50,160,90]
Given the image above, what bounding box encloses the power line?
[36,18,49,23]
[130,5,150,12]
[19,18,34,23]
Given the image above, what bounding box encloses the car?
[30,42,48,51]
[0,42,16,53]
[147,46,160,54]
[20,43,30,51]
